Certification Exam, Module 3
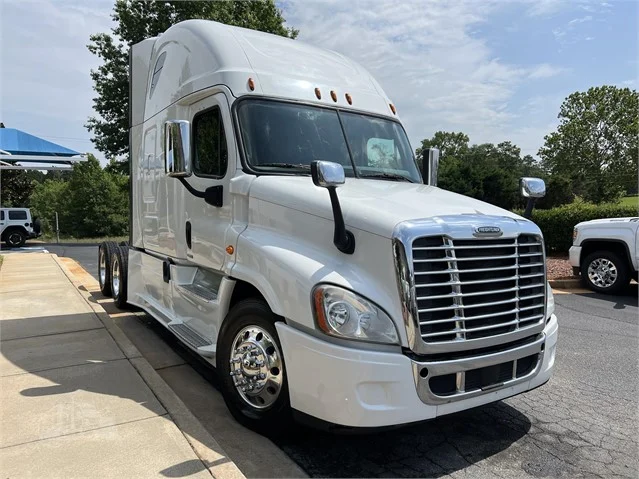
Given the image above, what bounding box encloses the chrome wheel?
[587,258,618,289]
[229,326,283,409]
[111,257,120,297]
[99,249,107,285]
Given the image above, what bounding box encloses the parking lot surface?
[45,244,639,478]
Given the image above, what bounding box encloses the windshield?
[236,99,421,182]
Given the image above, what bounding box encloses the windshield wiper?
[258,163,311,170]
[359,173,414,183]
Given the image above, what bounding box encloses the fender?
[229,210,408,346]
[580,238,636,272]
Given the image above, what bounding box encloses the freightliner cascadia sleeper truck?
[97,20,557,431]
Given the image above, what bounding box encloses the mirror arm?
[327,187,355,254]
[177,178,223,207]
[177,177,205,199]
[523,198,535,219]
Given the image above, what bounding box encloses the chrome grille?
[412,234,546,344]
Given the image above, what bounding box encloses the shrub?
[528,202,639,253]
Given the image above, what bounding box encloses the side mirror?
[311,161,345,187]
[520,177,546,219]
[311,160,354,254]
[423,148,439,186]
[165,120,191,177]
[520,177,546,198]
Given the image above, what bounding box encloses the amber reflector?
[330,90,337,102]
[389,103,396,114]
[315,88,322,99]
[226,245,234,255]
[345,93,352,105]
[248,78,255,91]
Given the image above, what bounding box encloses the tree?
[416,132,547,210]
[0,171,34,207]
[416,131,469,170]
[538,86,638,204]
[30,155,128,237]
[87,0,298,172]
[30,179,70,234]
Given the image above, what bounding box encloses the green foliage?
[619,196,639,208]
[0,170,50,207]
[87,0,298,170]
[538,86,638,204]
[528,202,639,253]
[416,132,545,210]
[30,179,70,233]
[30,155,128,237]
[535,174,574,209]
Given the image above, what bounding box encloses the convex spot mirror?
[165,120,191,177]
[311,161,345,188]
[520,177,546,198]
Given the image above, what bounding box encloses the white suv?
[569,217,639,293]
[0,208,41,247]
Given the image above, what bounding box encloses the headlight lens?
[546,281,555,318]
[312,285,399,344]
[572,227,578,243]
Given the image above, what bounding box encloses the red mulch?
[546,256,578,280]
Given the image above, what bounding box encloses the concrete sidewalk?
[0,253,244,479]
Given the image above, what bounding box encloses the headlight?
[312,285,399,345]
[546,281,555,318]
[572,227,578,243]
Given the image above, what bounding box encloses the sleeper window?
[193,107,228,178]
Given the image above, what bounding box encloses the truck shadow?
[575,283,638,310]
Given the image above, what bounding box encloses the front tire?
[216,299,291,433]
[581,251,630,294]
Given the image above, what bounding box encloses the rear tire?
[581,251,630,294]
[5,229,26,248]
[216,299,292,434]
[111,245,129,309]
[98,241,118,297]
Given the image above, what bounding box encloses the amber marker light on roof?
[226,245,234,255]
[330,90,337,102]
[389,103,396,114]
[345,93,352,105]
[248,78,255,91]
[315,88,322,99]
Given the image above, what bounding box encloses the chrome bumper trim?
[411,333,545,405]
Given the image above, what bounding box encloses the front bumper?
[569,246,581,270]
[276,314,558,428]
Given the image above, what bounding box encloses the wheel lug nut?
[259,373,266,379]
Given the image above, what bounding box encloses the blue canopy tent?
[0,128,86,170]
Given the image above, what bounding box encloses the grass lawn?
[37,235,128,244]
[619,196,639,208]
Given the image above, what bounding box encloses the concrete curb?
[51,254,246,479]
[548,278,583,289]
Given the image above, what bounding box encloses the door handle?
[186,221,192,249]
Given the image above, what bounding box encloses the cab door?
[184,92,235,271]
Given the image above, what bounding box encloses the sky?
[0,0,636,164]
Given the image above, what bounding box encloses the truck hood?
[577,217,639,228]
[249,176,524,238]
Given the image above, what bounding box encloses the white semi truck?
[98,20,557,431]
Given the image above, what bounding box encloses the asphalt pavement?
[34,243,639,478]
